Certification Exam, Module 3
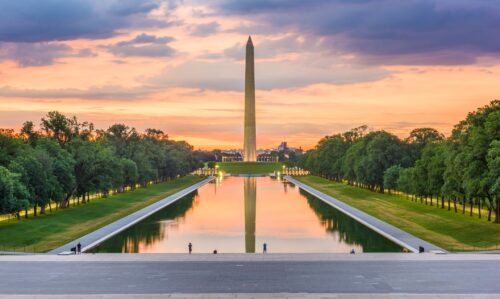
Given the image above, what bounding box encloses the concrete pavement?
[1,294,499,299]
[285,176,445,253]
[2,252,500,262]
[0,253,499,295]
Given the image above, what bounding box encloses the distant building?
[221,151,243,162]
[257,153,279,162]
[277,141,303,154]
[278,142,288,152]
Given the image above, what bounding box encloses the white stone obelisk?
[243,36,256,162]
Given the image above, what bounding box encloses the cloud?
[215,0,500,65]
[104,33,176,57]
[0,42,96,67]
[0,85,157,100]
[221,35,325,60]
[150,58,389,90]
[0,0,166,43]
[190,21,220,36]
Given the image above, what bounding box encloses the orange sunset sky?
[1,0,499,150]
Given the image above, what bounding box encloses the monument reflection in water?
[90,177,404,253]
[244,177,256,253]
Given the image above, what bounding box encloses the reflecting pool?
[90,176,404,253]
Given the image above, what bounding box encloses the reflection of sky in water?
[92,176,403,253]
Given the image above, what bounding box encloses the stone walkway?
[49,176,214,254]
[1,253,499,262]
[1,294,498,299]
[1,255,499,294]
[284,176,445,253]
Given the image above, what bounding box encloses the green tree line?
[0,111,200,219]
[299,100,499,223]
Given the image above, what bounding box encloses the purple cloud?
[104,33,176,57]
[190,22,221,36]
[216,0,500,65]
[0,42,95,67]
[0,0,166,43]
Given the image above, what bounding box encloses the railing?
[281,167,310,176]
[191,168,217,176]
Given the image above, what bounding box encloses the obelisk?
[243,36,256,162]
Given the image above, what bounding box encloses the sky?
[0,0,499,150]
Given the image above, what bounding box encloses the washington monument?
[243,36,256,161]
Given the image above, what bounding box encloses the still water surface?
[91,176,404,253]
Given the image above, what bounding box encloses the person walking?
[263,243,267,254]
[188,242,192,254]
[77,242,82,254]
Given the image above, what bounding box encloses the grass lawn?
[295,176,500,252]
[217,162,283,174]
[0,175,204,253]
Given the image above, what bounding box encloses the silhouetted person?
[77,243,82,254]
[350,249,355,254]
[188,242,192,254]
[263,243,267,254]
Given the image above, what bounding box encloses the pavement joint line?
[0,294,500,298]
[284,176,446,253]
[48,176,215,254]
[1,253,499,262]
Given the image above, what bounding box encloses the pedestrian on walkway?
[263,243,267,254]
[350,249,355,254]
[188,242,192,254]
[77,242,82,254]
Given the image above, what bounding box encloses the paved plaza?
[0,253,499,295]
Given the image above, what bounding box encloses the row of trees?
[299,100,499,223]
[0,111,200,218]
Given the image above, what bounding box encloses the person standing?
[188,242,192,254]
[263,243,267,254]
[77,242,82,254]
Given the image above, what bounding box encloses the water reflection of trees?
[91,190,198,253]
[301,190,403,252]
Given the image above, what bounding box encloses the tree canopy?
[0,111,199,218]
[300,100,500,223]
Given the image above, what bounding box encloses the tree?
[0,166,29,218]
[41,111,94,146]
[486,140,500,223]
[20,121,39,146]
[454,101,499,219]
[36,138,76,209]
[405,127,445,165]
[342,140,363,185]
[384,165,401,194]
[41,111,72,146]
[9,149,53,216]
[397,167,415,200]
[442,150,466,213]
[0,134,26,167]
[363,131,404,192]
[315,134,348,181]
